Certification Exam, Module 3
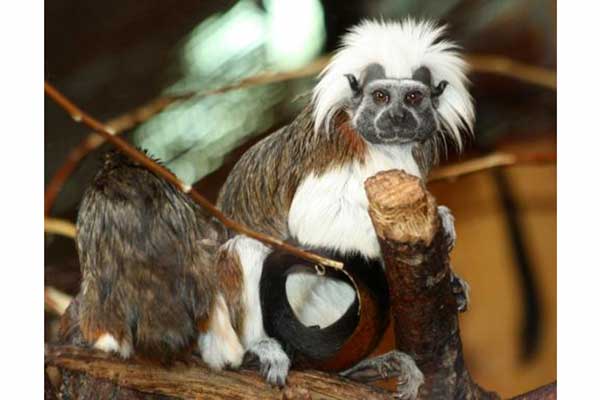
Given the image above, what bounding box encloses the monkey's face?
[346,64,447,145]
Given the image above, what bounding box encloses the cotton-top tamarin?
[72,18,474,399]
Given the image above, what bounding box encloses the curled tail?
[75,151,220,362]
[260,246,390,371]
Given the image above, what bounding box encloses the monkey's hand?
[437,205,456,251]
[451,271,471,313]
[242,338,291,387]
[339,350,424,400]
[437,205,470,312]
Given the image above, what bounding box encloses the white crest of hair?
[312,18,474,150]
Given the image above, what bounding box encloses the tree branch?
[44,81,343,272]
[429,151,556,183]
[44,217,76,239]
[43,57,331,216]
[365,170,498,399]
[45,344,391,400]
[465,55,556,90]
[45,170,556,399]
[45,286,73,316]
[45,54,555,215]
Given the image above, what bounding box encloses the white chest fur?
[288,143,421,259]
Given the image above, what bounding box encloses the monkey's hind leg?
[197,294,245,370]
[79,287,133,358]
[222,236,291,386]
[242,338,291,387]
[340,350,424,400]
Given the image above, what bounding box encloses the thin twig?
[43,58,330,215]
[466,54,556,90]
[45,286,73,316]
[44,217,77,239]
[44,95,190,215]
[429,151,556,182]
[44,81,343,271]
[44,54,555,215]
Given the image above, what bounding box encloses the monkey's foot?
[451,271,471,312]
[437,205,456,251]
[340,350,424,399]
[93,332,133,358]
[243,337,290,387]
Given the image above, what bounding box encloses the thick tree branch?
[365,170,499,399]
[45,344,390,400]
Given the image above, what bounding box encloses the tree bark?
[45,344,391,400]
[510,382,556,400]
[365,170,499,400]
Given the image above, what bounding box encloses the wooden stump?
[365,170,499,400]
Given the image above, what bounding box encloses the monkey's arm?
[217,105,320,238]
[217,102,365,238]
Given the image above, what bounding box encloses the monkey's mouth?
[374,128,426,144]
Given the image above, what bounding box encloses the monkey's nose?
[391,109,407,124]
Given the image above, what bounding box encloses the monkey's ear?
[431,80,449,98]
[345,74,362,97]
[412,66,432,87]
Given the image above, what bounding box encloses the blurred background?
[45,0,556,397]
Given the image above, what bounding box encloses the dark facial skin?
[351,79,437,144]
[346,64,447,145]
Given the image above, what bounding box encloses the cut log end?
[365,170,438,245]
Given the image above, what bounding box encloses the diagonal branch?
[44,81,343,272]
[45,54,555,215]
[43,57,331,215]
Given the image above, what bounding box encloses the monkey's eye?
[372,90,390,105]
[404,91,424,106]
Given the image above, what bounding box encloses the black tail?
[493,169,542,361]
[260,246,389,369]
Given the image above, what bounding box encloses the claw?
[243,338,290,387]
[341,350,423,400]
[437,206,456,251]
[450,272,471,313]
